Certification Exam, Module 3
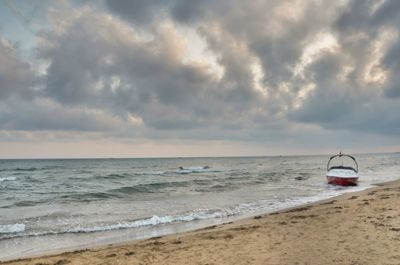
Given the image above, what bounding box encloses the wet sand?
[3,180,400,265]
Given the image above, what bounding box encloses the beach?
[3,179,400,265]
[1,0,400,263]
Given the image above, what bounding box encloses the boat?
[326,152,358,186]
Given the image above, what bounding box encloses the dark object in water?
[178,166,210,170]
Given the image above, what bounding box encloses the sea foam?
[0,223,25,234]
[176,166,221,174]
[0,177,17,182]
[67,210,229,234]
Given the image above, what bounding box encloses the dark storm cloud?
[105,0,213,24]
[36,6,266,132]
[290,53,354,123]
[382,39,400,97]
[334,0,400,98]
[105,0,167,24]
[0,38,36,100]
[0,98,128,132]
[335,0,400,31]
[37,12,215,128]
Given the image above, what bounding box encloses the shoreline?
[0,181,372,261]
[3,179,400,264]
[0,180,378,262]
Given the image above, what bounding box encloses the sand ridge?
[2,181,400,265]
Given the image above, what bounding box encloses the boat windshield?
[327,154,358,172]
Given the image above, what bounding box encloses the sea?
[0,153,399,260]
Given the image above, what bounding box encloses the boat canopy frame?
[327,153,358,173]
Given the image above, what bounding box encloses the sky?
[0,0,399,158]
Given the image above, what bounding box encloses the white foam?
[142,171,166,175]
[0,224,25,234]
[177,166,221,174]
[76,189,364,234]
[0,184,375,240]
[0,177,17,182]
[18,187,370,236]
[67,210,229,233]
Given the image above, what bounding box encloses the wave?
[95,171,167,180]
[2,191,348,239]
[136,171,166,176]
[0,167,42,174]
[14,167,40,172]
[0,223,25,234]
[0,177,17,182]
[94,173,131,180]
[0,186,373,240]
[176,166,222,174]
[108,181,192,194]
[0,209,231,240]
[53,181,195,202]
[67,211,228,233]
[59,192,122,202]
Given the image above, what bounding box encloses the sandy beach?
[3,180,400,265]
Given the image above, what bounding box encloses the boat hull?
[327,176,358,186]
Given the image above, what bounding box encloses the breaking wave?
[176,166,222,174]
[67,210,229,233]
[0,177,17,182]
[0,223,25,234]
[0,209,231,240]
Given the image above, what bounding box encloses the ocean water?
[0,153,399,260]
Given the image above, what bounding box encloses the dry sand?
[2,180,400,265]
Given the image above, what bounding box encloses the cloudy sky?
[0,0,399,158]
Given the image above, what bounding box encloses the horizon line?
[0,151,397,160]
